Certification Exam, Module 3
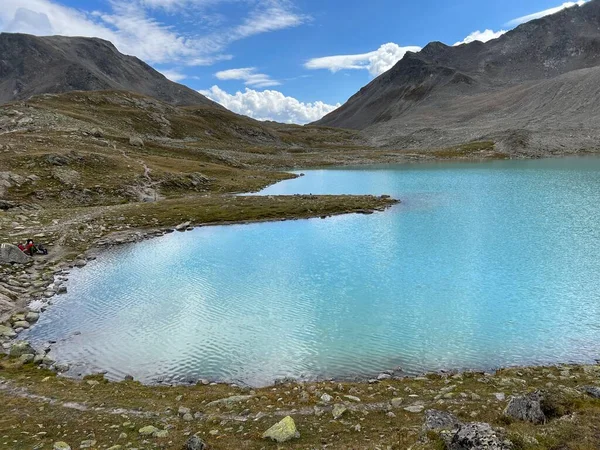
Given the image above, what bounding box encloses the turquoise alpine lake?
[25,157,600,386]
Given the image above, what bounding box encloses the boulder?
[262,416,300,443]
[448,422,512,450]
[0,243,31,264]
[129,136,144,147]
[583,386,600,399]
[423,409,461,432]
[0,324,16,338]
[185,435,206,450]
[504,392,546,424]
[9,341,35,356]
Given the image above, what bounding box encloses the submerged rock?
[504,391,545,424]
[262,416,300,443]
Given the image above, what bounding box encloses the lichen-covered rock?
[138,425,160,436]
[9,341,35,356]
[185,435,206,450]
[0,243,31,264]
[332,404,347,419]
[0,324,16,338]
[262,416,300,443]
[53,443,71,450]
[448,422,512,450]
[423,409,461,432]
[504,391,546,424]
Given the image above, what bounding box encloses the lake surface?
[25,157,600,386]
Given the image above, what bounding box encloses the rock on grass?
[262,416,300,443]
[503,391,546,424]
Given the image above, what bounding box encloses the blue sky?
[0,0,589,123]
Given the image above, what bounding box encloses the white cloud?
[0,0,307,67]
[159,69,187,82]
[305,43,421,77]
[454,29,507,46]
[200,86,340,124]
[507,0,588,26]
[215,68,280,88]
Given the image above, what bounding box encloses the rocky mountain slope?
[0,33,219,107]
[315,0,600,154]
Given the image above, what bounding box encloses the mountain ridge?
[314,0,600,153]
[0,33,220,108]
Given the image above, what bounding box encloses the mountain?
[314,0,600,154]
[0,33,220,108]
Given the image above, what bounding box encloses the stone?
[107,446,122,450]
[175,221,191,231]
[332,404,347,419]
[53,443,71,450]
[79,440,96,449]
[404,405,424,413]
[74,259,87,268]
[178,406,191,416]
[344,395,361,403]
[583,386,600,398]
[377,373,392,380]
[448,422,512,450]
[182,413,193,422]
[154,430,168,438]
[25,312,40,322]
[320,393,333,403]
[494,393,506,401]
[503,392,546,424]
[139,425,160,436]
[0,325,16,338]
[390,397,403,408]
[9,341,35,356]
[12,320,30,329]
[54,363,70,373]
[185,435,206,450]
[423,409,461,432]
[0,243,31,264]
[18,353,35,364]
[206,394,254,408]
[262,416,300,443]
[91,127,104,138]
[129,136,144,147]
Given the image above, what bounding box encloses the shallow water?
[25,157,600,386]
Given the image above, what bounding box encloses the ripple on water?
[24,157,600,386]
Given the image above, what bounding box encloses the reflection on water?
[25,157,600,386]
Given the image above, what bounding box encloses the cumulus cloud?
[305,43,421,77]
[200,86,340,124]
[454,29,507,46]
[507,0,588,26]
[0,0,307,66]
[215,68,280,88]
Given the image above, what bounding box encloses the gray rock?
[0,324,16,338]
[0,243,31,264]
[9,341,34,356]
[19,353,35,364]
[503,392,546,424]
[423,409,461,432]
[91,127,104,138]
[178,406,191,416]
[583,386,600,398]
[390,397,403,408]
[448,422,512,450]
[73,259,87,268]
[25,312,40,322]
[404,404,424,413]
[53,443,71,450]
[185,435,206,450]
[129,136,144,147]
[320,393,333,403]
[12,320,29,329]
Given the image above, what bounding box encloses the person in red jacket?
[17,242,25,252]
[24,239,35,257]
